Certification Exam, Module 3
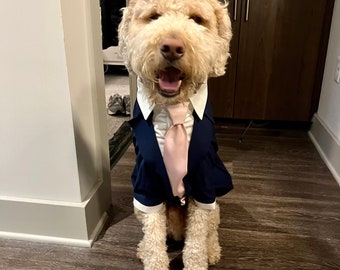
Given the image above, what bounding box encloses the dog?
[118,0,233,269]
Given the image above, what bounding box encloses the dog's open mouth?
[158,67,183,97]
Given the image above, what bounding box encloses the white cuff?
[133,198,164,213]
[194,199,216,210]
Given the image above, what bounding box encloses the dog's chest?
[152,104,194,156]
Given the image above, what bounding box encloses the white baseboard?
[0,213,107,247]
[0,181,110,247]
[309,114,340,186]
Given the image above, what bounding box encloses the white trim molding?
[309,114,340,186]
[0,181,109,247]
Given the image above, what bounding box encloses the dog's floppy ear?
[118,2,135,73]
[210,0,232,77]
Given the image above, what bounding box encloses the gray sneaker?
[107,94,125,115]
[123,95,130,116]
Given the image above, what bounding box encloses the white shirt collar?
[136,77,207,120]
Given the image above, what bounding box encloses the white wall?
[0,0,81,201]
[0,0,111,245]
[310,0,340,185]
[317,0,340,141]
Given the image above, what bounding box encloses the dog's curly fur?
[119,0,231,106]
[118,0,232,269]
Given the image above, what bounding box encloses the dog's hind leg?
[182,200,209,270]
[207,203,221,265]
[135,206,169,270]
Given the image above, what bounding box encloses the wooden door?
[233,0,329,121]
[208,0,241,118]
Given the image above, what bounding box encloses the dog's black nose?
[160,38,185,61]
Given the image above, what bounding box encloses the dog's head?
[118,0,232,105]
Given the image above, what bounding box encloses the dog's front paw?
[137,234,169,270]
[183,265,207,270]
[207,244,221,265]
[207,234,221,265]
[136,243,144,261]
[142,250,169,270]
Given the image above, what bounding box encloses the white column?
[0,0,111,246]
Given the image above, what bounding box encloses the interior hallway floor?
[104,66,130,140]
[0,122,340,269]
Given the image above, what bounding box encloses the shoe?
[107,94,125,115]
[123,95,130,116]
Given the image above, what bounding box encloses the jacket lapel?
[188,101,215,172]
[129,101,169,181]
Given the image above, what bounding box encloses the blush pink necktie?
[163,102,189,205]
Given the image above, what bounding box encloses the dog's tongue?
[159,67,182,94]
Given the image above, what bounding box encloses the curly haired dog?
[118,0,233,269]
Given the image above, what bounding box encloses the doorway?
[99,0,133,167]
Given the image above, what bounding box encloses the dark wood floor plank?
[0,123,339,269]
[216,228,340,270]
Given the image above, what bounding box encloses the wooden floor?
[1,122,340,269]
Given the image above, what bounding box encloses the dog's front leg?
[135,205,169,270]
[182,200,209,270]
[207,203,221,265]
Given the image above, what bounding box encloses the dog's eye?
[189,15,204,25]
[148,13,161,21]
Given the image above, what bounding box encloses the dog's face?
[118,0,232,105]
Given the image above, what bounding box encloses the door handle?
[233,0,238,21]
[245,0,250,21]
